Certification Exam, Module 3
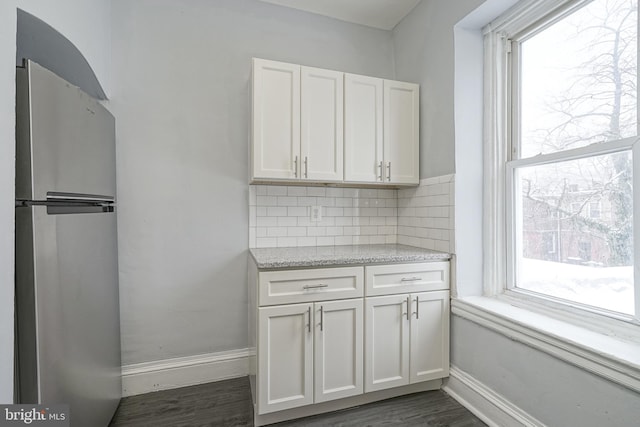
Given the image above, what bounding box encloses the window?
[488,0,640,319]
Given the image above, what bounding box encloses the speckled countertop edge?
[249,244,450,269]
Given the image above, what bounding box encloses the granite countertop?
[249,244,450,269]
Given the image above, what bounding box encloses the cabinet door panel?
[258,303,313,414]
[365,295,410,392]
[314,299,363,403]
[344,74,383,183]
[410,291,450,383]
[252,58,300,180]
[301,67,343,182]
[383,80,419,185]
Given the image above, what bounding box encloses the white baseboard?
[443,366,546,427]
[121,348,250,397]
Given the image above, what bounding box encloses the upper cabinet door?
[300,66,344,182]
[383,80,419,185]
[252,58,301,180]
[344,74,383,183]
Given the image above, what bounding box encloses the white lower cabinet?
[250,261,449,424]
[258,298,363,414]
[364,290,450,392]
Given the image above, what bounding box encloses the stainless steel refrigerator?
[14,60,121,426]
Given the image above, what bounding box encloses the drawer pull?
[401,277,422,282]
[303,284,329,290]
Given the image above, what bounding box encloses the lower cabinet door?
[410,291,450,383]
[314,299,363,403]
[365,295,410,392]
[258,303,313,414]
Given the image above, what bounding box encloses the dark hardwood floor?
[109,377,486,427]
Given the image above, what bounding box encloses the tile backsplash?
[249,185,398,248]
[248,175,455,251]
[397,174,455,253]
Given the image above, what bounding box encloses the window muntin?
[509,0,638,316]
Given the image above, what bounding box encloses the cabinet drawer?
[365,262,449,296]
[259,267,364,306]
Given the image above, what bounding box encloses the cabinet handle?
[307,306,311,333]
[304,156,308,178]
[401,277,422,282]
[294,156,298,178]
[387,162,391,182]
[414,296,419,319]
[405,296,410,320]
[378,161,383,181]
[319,306,324,331]
[303,284,328,290]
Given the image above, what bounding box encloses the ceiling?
[258,0,422,31]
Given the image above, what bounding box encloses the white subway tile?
[326,207,344,217]
[278,196,298,206]
[370,217,386,226]
[318,197,336,207]
[386,216,398,226]
[434,218,449,229]
[385,235,397,244]
[287,186,307,196]
[267,227,288,237]
[257,196,278,206]
[378,207,397,217]
[267,207,287,217]
[378,189,396,199]
[288,206,308,217]
[342,207,357,217]
[297,237,317,247]
[317,236,335,246]
[278,217,297,227]
[435,240,450,252]
[256,186,268,196]
[326,227,344,236]
[307,227,327,237]
[360,207,377,216]
[342,188,360,197]
[320,217,335,226]
[256,237,277,248]
[249,227,256,248]
[297,217,313,227]
[353,217,370,226]
[336,198,353,207]
[307,187,326,196]
[277,237,297,247]
[361,189,377,198]
[268,186,288,196]
[287,227,307,237]
[336,217,353,226]
[256,207,267,217]
[369,235,385,244]
[297,197,317,207]
[249,186,257,206]
[326,188,344,197]
[343,226,360,236]
[353,199,369,208]
[353,235,370,245]
[378,226,395,235]
[249,207,256,227]
[361,226,378,235]
[415,207,428,217]
[335,236,353,246]
[385,198,398,208]
[256,228,267,238]
[257,217,277,227]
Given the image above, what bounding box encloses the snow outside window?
[506,0,639,316]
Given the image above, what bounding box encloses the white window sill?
[451,296,640,393]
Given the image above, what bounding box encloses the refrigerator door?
[16,205,121,426]
[16,60,116,201]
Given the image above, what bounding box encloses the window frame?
[484,0,640,332]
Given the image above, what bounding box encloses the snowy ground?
[519,258,634,315]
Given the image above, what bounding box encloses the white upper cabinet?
[252,58,301,180]
[301,67,344,182]
[344,74,383,183]
[251,58,419,186]
[384,80,419,185]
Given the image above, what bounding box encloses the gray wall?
[452,316,640,426]
[111,0,395,365]
[392,0,483,179]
